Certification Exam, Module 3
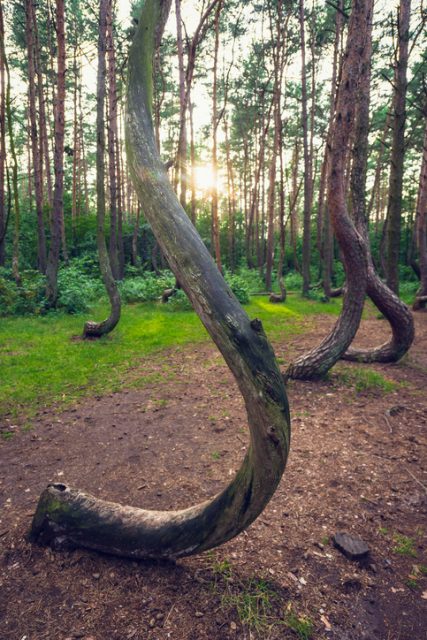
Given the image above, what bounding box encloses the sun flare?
[194,164,217,192]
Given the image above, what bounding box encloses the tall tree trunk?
[413,114,427,310]
[46,0,66,307]
[189,96,196,225]
[342,3,414,362]
[0,1,20,283]
[224,116,236,271]
[33,3,53,211]
[385,0,411,295]
[299,0,313,296]
[211,0,223,271]
[83,0,121,338]
[107,0,120,280]
[32,0,291,561]
[289,140,300,273]
[286,0,371,381]
[175,0,187,208]
[265,1,283,292]
[0,0,5,266]
[26,0,47,274]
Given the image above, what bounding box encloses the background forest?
[0,0,426,316]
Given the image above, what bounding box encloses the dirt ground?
[1,308,426,640]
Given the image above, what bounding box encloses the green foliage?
[119,272,175,303]
[165,289,193,311]
[57,266,103,314]
[225,273,250,304]
[0,269,45,316]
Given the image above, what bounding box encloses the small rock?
[195,611,204,618]
[149,618,156,628]
[230,621,237,631]
[333,532,369,561]
[156,612,164,620]
[92,573,100,580]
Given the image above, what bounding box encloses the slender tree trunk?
[33,4,53,211]
[71,46,79,231]
[0,2,20,282]
[107,1,120,280]
[385,0,411,295]
[32,0,291,561]
[289,140,300,273]
[299,0,313,296]
[0,0,5,266]
[211,0,223,271]
[83,0,121,338]
[270,139,287,303]
[46,0,66,307]
[189,96,196,225]
[224,117,236,271]
[286,0,371,381]
[175,0,187,208]
[413,114,427,310]
[265,1,283,292]
[26,0,47,273]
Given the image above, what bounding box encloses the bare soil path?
[1,311,426,639]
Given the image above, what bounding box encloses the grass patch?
[333,366,397,394]
[0,294,342,420]
[393,534,417,558]
[210,557,277,633]
[284,604,314,640]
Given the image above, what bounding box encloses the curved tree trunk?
[31,0,290,561]
[83,0,121,339]
[342,9,414,362]
[285,0,371,381]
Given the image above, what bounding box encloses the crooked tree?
[286,0,372,381]
[31,0,290,560]
[83,0,121,338]
[342,2,414,363]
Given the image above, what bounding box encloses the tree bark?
[286,0,371,381]
[83,0,121,338]
[107,0,120,280]
[26,0,47,274]
[32,0,291,560]
[46,0,66,307]
[210,0,223,272]
[385,0,411,295]
[413,113,427,310]
[0,0,5,266]
[342,3,414,363]
[299,0,313,297]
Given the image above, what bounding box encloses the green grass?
[284,605,314,640]
[393,534,417,558]
[0,295,342,421]
[332,366,397,394]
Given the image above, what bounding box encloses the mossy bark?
[31,0,290,560]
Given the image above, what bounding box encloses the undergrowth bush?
[0,269,46,316]
[119,272,175,303]
[165,289,193,311]
[57,266,103,314]
[225,273,250,304]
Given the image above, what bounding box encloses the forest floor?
[1,303,426,640]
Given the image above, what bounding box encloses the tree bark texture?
[83,0,121,338]
[299,0,313,297]
[31,0,290,561]
[385,0,411,295]
[46,0,66,307]
[26,0,47,274]
[342,4,414,363]
[285,0,371,381]
[413,114,427,310]
[0,0,5,266]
